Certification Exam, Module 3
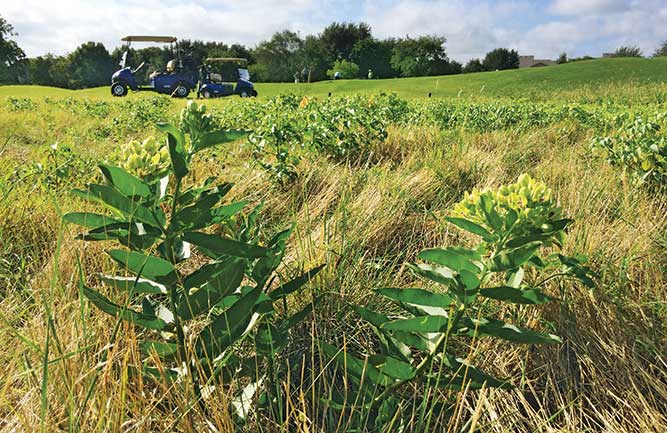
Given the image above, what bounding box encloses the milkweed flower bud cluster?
[114,136,170,180]
[452,174,562,238]
[180,100,214,147]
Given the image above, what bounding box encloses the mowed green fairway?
[2,57,667,101]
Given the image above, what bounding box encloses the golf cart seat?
[209,72,222,83]
[166,60,176,73]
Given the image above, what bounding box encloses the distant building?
[602,53,615,58]
[519,55,557,68]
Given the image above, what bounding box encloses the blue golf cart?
[197,58,257,98]
[111,36,196,98]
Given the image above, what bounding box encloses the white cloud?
[1,0,665,62]
[550,0,629,15]
[2,0,326,57]
[520,0,666,58]
[363,0,532,61]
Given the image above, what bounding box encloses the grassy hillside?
[2,57,667,101]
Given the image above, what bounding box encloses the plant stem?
[165,177,205,409]
[372,306,466,405]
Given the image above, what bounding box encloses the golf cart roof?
[206,57,248,63]
[121,36,177,43]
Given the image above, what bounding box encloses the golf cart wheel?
[201,89,212,99]
[172,83,190,98]
[251,89,258,97]
[239,90,250,98]
[111,82,128,97]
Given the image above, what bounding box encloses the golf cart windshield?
[204,58,250,82]
[120,51,128,68]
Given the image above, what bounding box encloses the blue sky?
[2,0,666,62]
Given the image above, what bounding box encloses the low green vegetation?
[0,71,666,433]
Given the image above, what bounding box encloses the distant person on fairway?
[368,68,374,79]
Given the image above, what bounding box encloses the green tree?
[613,45,642,58]
[28,54,70,88]
[557,52,568,64]
[301,35,330,82]
[445,60,463,75]
[390,35,451,77]
[67,42,114,88]
[482,48,520,71]
[654,40,667,57]
[320,22,371,61]
[252,30,304,82]
[0,15,26,84]
[327,59,359,79]
[463,58,485,73]
[351,37,397,79]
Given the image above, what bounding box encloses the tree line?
[2,15,667,88]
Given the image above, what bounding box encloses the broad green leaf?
[77,223,159,251]
[352,305,427,353]
[506,229,567,248]
[166,131,189,179]
[375,287,453,308]
[369,355,415,381]
[445,217,494,241]
[319,341,392,387]
[184,231,269,259]
[173,196,247,232]
[255,323,287,355]
[490,242,542,271]
[458,269,480,291]
[177,182,232,207]
[77,223,133,242]
[410,263,456,286]
[99,164,151,198]
[428,355,511,390]
[108,249,177,286]
[177,258,245,320]
[479,194,503,231]
[82,286,166,330]
[506,267,524,288]
[63,212,120,229]
[382,315,449,333]
[99,274,167,294]
[72,185,165,228]
[156,123,185,149]
[267,225,294,248]
[462,317,562,344]
[141,340,178,360]
[281,304,314,331]
[269,264,325,300]
[195,130,249,152]
[252,247,284,285]
[418,247,480,273]
[351,305,391,328]
[196,284,263,357]
[479,286,557,305]
[157,238,191,263]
